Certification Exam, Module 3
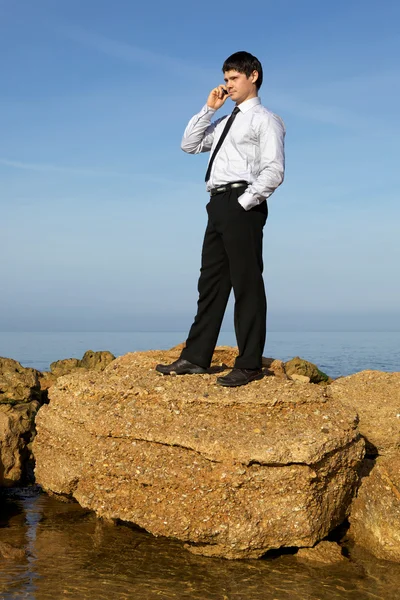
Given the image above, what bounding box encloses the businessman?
[157,51,285,387]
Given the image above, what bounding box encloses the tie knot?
[232,106,240,115]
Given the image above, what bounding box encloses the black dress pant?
[180,187,268,370]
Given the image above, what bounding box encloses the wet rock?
[0,357,41,404]
[0,401,40,486]
[348,453,400,562]
[34,348,364,559]
[285,357,330,384]
[0,540,26,560]
[330,371,400,455]
[296,541,347,564]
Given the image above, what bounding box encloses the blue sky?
[1,0,399,332]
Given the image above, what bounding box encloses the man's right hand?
[207,86,229,110]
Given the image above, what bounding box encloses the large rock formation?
[348,454,400,562]
[33,347,364,559]
[330,371,400,455]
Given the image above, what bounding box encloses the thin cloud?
[56,25,213,81]
[0,158,202,189]
[31,23,399,135]
[56,24,373,132]
[310,69,400,96]
[268,91,394,135]
[0,158,129,177]
[269,67,399,133]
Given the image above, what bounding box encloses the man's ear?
[251,70,259,85]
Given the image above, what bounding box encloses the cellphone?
[222,88,228,95]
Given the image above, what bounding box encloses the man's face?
[223,69,258,105]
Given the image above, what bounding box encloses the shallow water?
[1,487,399,600]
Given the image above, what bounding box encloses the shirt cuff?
[237,190,260,211]
[204,104,217,116]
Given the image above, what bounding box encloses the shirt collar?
[237,96,261,113]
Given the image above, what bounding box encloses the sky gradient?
[1,0,399,332]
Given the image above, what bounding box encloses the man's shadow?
[206,364,271,377]
[206,364,229,374]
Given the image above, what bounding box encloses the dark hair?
[222,51,263,90]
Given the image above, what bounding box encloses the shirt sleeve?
[181,104,224,154]
[237,112,286,210]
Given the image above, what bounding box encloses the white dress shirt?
[181,97,285,210]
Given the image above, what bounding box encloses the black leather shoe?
[156,358,206,375]
[217,368,264,387]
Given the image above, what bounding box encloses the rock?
[34,348,364,559]
[285,357,330,384]
[38,371,57,391]
[50,358,82,377]
[0,357,41,404]
[262,358,288,379]
[37,371,58,406]
[296,541,346,564]
[0,401,40,486]
[330,371,400,455]
[80,350,116,371]
[290,374,311,384]
[50,351,116,378]
[348,453,400,562]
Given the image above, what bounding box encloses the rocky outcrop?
[330,371,400,455]
[33,347,364,559]
[330,371,400,562]
[0,357,43,486]
[348,454,400,562]
[0,401,39,486]
[50,350,115,378]
[284,357,330,384]
[0,351,117,488]
[50,358,82,378]
[0,357,41,404]
[80,350,116,371]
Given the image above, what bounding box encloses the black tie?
[205,106,240,182]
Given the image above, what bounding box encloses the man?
[157,51,285,387]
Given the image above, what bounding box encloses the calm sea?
[0,330,399,379]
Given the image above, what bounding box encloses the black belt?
[210,181,248,196]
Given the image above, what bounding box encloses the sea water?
[1,486,400,600]
[0,330,399,378]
